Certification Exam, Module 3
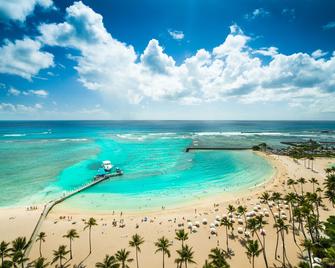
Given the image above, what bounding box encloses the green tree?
[154,236,172,268]
[175,229,189,247]
[115,249,133,268]
[63,229,79,260]
[245,240,262,268]
[28,257,49,268]
[129,234,144,268]
[95,255,119,268]
[220,218,233,252]
[11,237,29,268]
[36,232,46,258]
[51,245,69,268]
[0,241,11,267]
[208,247,229,268]
[84,217,97,254]
[175,245,195,268]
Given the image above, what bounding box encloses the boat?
[102,160,113,172]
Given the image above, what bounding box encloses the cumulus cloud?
[0,38,54,80]
[8,87,21,96]
[323,21,335,30]
[0,102,43,113]
[245,8,270,20]
[23,89,49,97]
[168,30,184,40]
[0,0,53,22]
[311,49,328,59]
[37,1,335,113]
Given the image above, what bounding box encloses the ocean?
[0,120,334,211]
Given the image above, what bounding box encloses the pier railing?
[24,171,123,257]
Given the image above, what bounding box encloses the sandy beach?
[1,153,334,268]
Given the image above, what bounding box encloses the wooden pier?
[185,147,251,152]
[25,171,123,256]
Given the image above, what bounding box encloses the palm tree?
[115,249,133,268]
[28,257,49,268]
[11,237,29,268]
[324,173,335,207]
[245,240,262,268]
[323,246,335,267]
[0,241,10,267]
[287,179,298,194]
[274,218,290,267]
[297,177,306,195]
[301,239,313,268]
[309,177,318,193]
[220,218,233,252]
[84,217,97,254]
[246,218,268,268]
[51,245,69,268]
[175,244,195,268]
[95,255,119,268]
[129,234,144,268]
[155,236,172,268]
[36,232,46,258]
[237,205,248,231]
[208,247,229,268]
[202,260,214,268]
[227,204,235,217]
[63,229,79,259]
[175,229,189,247]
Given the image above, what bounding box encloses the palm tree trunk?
[70,239,73,259]
[136,248,139,268]
[281,230,285,267]
[162,252,165,268]
[1,255,3,267]
[39,239,42,257]
[307,248,313,268]
[255,231,269,268]
[185,260,187,268]
[275,231,279,260]
[226,226,229,251]
[252,255,255,268]
[89,227,92,254]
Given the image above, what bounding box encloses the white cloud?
[323,21,335,30]
[245,8,270,20]
[30,89,48,97]
[0,0,53,22]
[0,38,54,80]
[38,1,335,114]
[168,30,184,40]
[0,102,43,113]
[311,49,328,59]
[282,8,296,21]
[8,87,21,96]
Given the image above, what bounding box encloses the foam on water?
[0,120,334,211]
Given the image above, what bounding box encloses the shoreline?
[1,153,334,268]
[49,151,279,216]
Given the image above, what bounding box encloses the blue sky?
[0,0,335,120]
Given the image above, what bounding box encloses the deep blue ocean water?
[0,121,334,211]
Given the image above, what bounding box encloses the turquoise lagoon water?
[0,121,334,211]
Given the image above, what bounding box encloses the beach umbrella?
[222,213,227,219]
[244,231,250,237]
[210,227,217,234]
[202,218,208,225]
[191,226,197,233]
[194,221,200,227]
[237,227,243,234]
[210,223,216,228]
[238,218,244,225]
[188,222,193,228]
[215,215,221,221]
[230,218,235,223]
[260,229,266,236]
[214,220,220,226]
[274,212,279,218]
[264,211,270,217]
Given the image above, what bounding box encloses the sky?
[0,0,335,120]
